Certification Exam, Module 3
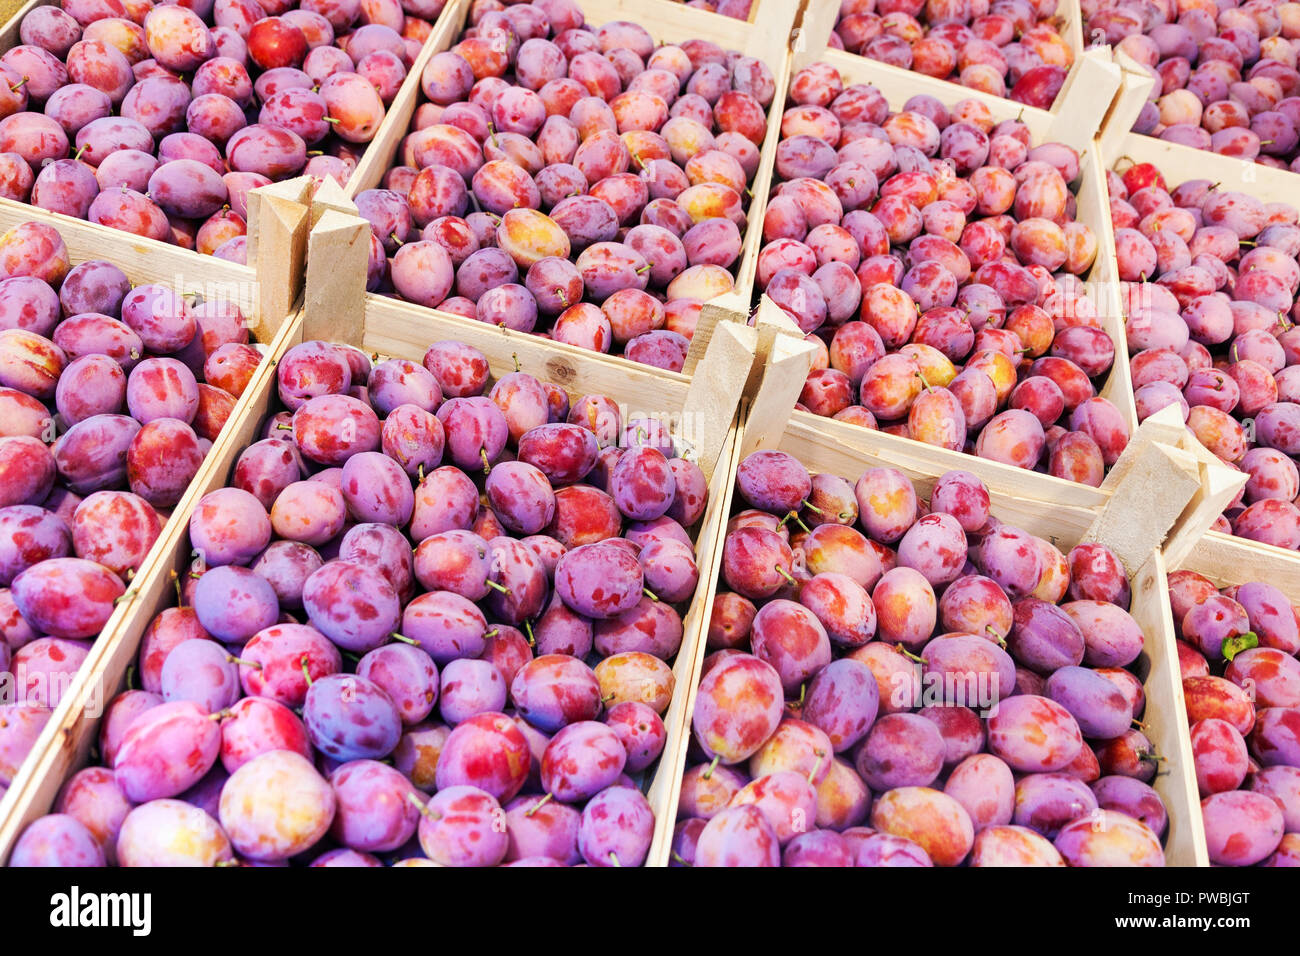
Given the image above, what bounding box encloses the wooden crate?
[343,0,798,376]
[0,0,464,274]
[792,0,1104,124]
[1101,50,1300,197]
[697,46,1144,525]
[0,184,311,854]
[666,359,1211,865]
[1097,60,1300,582]
[0,207,761,865]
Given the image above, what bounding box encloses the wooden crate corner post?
[791,0,836,71]
[1127,407,1251,570]
[680,320,760,480]
[1045,46,1123,154]
[681,290,756,376]
[246,176,314,342]
[740,330,818,457]
[303,210,371,347]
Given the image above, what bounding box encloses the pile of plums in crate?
[0,0,444,256]
[761,60,1129,487]
[1107,162,1300,551]
[830,0,1076,108]
[9,334,712,866]
[1170,568,1300,866]
[353,0,776,371]
[673,450,1168,867]
[683,0,752,18]
[1091,0,1300,172]
[1,219,259,797]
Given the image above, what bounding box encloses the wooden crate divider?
[0,181,316,860]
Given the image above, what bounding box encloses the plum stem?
[670,851,692,866]
[801,499,824,515]
[125,664,136,691]
[608,852,622,867]
[277,423,293,430]
[523,619,535,646]
[643,587,659,602]
[113,590,136,606]
[895,643,927,664]
[215,860,239,867]
[701,755,720,780]
[407,792,441,821]
[227,655,260,669]
[170,569,183,607]
[73,145,87,162]
[417,464,426,485]
[391,633,419,645]
[10,76,26,92]
[1221,631,1259,662]
[208,710,232,721]
[512,352,521,372]
[807,751,824,785]
[773,564,797,586]
[484,628,499,640]
[524,793,552,817]
[300,655,313,686]
[324,117,340,124]
[636,263,652,274]
[778,510,810,534]
[390,232,402,247]
[985,625,1007,648]
[481,447,492,475]
[787,682,806,709]
[486,579,510,594]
